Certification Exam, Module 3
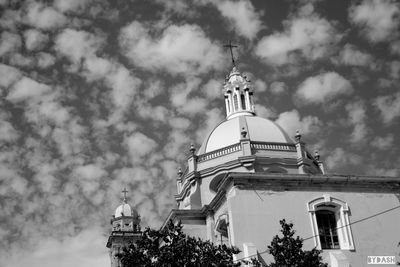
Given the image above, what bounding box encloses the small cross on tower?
[223,40,238,67]
[122,187,128,202]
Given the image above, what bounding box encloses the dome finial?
[295,129,302,142]
[223,40,238,68]
[190,143,196,155]
[314,150,320,161]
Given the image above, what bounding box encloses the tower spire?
[223,40,238,67]
[122,187,128,203]
[222,42,255,119]
[107,188,141,267]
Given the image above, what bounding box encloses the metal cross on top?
[223,40,238,67]
[122,187,128,202]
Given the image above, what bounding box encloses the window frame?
[307,194,355,250]
[233,94,238,110]
[215,214,230,246]
[316,209,340,249]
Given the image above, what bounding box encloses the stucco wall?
[181,220,208,241]
[227,189,400,266]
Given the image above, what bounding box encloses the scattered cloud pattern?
[0,1,399,266]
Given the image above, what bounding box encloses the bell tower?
[106,188,141,267]
[223,66,255,119]
[223,41,255,119]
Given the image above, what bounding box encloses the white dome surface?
[199,115,293,154]
[115,203,132,217]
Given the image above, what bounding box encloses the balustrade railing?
[196,141,297,162]
[197,143,241,162]
[251,142,296,151]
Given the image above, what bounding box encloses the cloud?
[195,107,224,145]
[169,117,191,130]
[255,7,340,65]
[202,79,222,100]
[254,79,267,93]
[9,53,36,67]
[54,0,93,13]
[2,228,109,267]
[36,52,56,68]
[154,0,198,17]
[0,112,19,143]
[345,100,368,143]
[74,164,106,180]
[6,77,51,103]
[368,166,398,177]
[371,134,394,150]
[163,128,191,160]
[275,109,322,138]
[107,65,141,109]
[82,55,142,126]
[390,40,400,55]
[0,31,21,57]
[0,7,23,32]
[24,1,68,30]
[54,29,105,65]
[389,60,400,79]
[0,64,22,88]
[212,0,263,39]
[124,132,157,161]
[73,163,107,198]
[119,22,225,75]
[23,29,49,51]
[325,147,362,170]
[373,92,400,124]
[34,98,71,126]
[50,120,87,157]
[295,72,353,105]
[335,43,374,67]
[182,97,208,115]
[142,79,164,100]
[254,104,275,119]
[349,0,400,43]
[269,81,287,95]
[169,78,210,116]
[133,102,169,124]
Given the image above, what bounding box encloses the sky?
[0,0,399,266]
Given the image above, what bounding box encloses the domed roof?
[115,202,136,218]
[198,115,293,154]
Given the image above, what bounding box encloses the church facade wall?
[226,188,400,266]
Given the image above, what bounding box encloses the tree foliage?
[266,219,328,267]
[118,220,241,267]
[397,242,400,266]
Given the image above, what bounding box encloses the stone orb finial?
[295,129,302,142]
[241,127,247,138]
[314,150,320,161]
[189,143,196,155]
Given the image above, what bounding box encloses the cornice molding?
[215,172,400,193]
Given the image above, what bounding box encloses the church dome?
[198,114,293,155]
[115,202,137,218]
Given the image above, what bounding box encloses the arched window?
[316,210,339,249]
[215,214,230,246]
[241,94,246,109]
[307,195,354,250]
[233,95,238,110]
